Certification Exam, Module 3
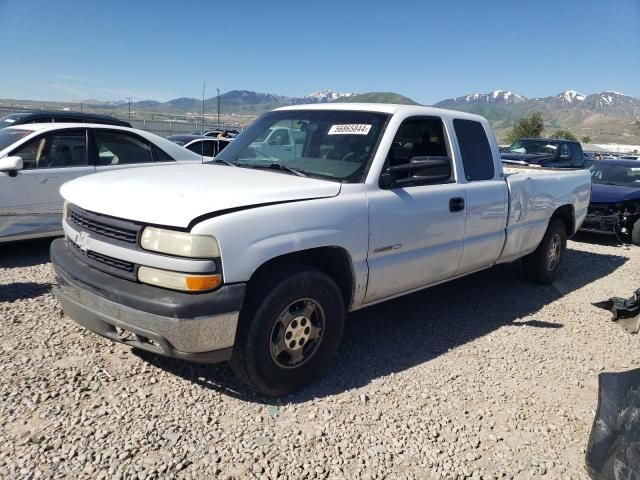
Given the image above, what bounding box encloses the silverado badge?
[75,231,92,252]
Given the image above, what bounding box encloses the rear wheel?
[231,266,345,397]
[522,218,568,284]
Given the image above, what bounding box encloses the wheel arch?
[246,246,356,310]
[551,204,575,237]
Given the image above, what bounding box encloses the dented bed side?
[498,168,591,263]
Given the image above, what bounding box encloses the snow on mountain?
[435,89,526,107]
[305,89,358,102]
[559,90,586,104]
[578,91,640,114]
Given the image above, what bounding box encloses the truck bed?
[498,168,591,263]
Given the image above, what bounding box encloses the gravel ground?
[0,235,639,480]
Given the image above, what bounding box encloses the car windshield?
[215,110,389,182]
[0,128,32,150]
[0,114,30,129]
[589,163,640,188]
[506,140,560,155]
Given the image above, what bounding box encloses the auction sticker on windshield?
[328,124,372,135]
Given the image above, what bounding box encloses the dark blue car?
[582,160,640,244]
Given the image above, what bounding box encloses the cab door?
[451,118,508,275]
[0,128,94,241]
[365,116,466,303]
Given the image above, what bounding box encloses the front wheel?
[522,218,568,284]
[231,267,345,397]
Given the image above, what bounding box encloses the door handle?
[449,197,465,212]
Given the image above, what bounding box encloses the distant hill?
[116,89,362,116]
[334,92,419,105]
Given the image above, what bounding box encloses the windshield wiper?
[268,163,306,177]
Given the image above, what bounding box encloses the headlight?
[138,266,221,292]
[62,201,68,221]
[140,227,220,258]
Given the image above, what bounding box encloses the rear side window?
[95,131,153,165]
[152,144,175,162]
[186,140,215,157]
[453,119,494,181]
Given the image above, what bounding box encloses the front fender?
[190,184,370,307]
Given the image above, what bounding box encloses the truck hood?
[501,153,555,165]
[60,163,341,228]
[590,183,640,204]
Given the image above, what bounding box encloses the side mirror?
[381,156,452,188]
[0,156,23,177]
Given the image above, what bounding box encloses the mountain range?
[2,88,638,144]
[432,89,640,143]
[93,89,361,116]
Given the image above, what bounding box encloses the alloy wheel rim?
[547,234,561,271]
[269,298,325,369]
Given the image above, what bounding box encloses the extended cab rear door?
[451,118,508,275]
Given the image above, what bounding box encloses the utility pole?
[127,97,132,118]
[202,80,206,131]
[217,88,220,125]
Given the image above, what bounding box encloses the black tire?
[522,218,568,285]
[632,219,640,246]
[230,265,345,397]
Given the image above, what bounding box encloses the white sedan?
[0,123,203,242]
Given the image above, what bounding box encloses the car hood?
[61,163,342,228]
[501,153,555,165]
[590,183,640,204]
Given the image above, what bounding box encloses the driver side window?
[12,130,87,169]
[384,117,450,182]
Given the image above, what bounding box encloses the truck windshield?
[590,163,640,188]
[506,139,560,155]
[215,110,389,181]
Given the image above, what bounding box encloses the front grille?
[68,206,140,245]
[69,240,137,280]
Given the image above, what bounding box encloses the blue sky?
[0,0,638,105]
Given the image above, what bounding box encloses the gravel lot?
[1,235,639,480]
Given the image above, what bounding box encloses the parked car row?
[3,104,639,395]
[500,138,639,245]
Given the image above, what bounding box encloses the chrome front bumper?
[51,238,245,363]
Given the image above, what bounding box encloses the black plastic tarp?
[593,289,640,334]
[586,368,640,479]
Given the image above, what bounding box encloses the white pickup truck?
[51,104,591,396]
